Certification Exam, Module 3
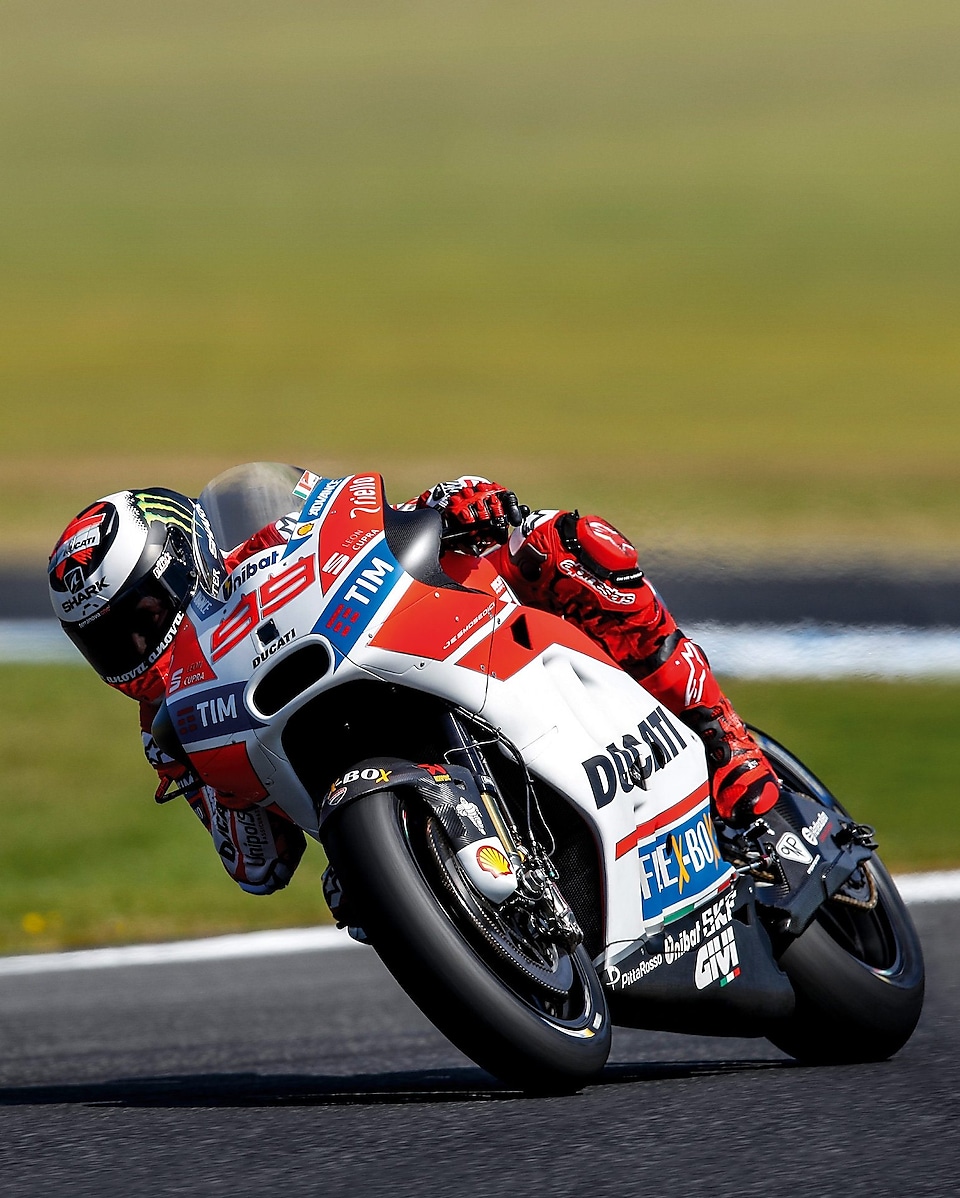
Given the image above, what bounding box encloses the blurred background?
[1,0,957,953]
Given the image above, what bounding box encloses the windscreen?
[192,462,306,596]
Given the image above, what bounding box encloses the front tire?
[752,730,925,1063]
[322,789,611,1091]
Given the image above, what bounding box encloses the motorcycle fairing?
[363,563,503,669]
[474,641,733,962]
[179,471,732,956]
[605,878,795,1034]
[179,473,496,828]
[282,474,352,561]
[309,536,405,664]
[626,783,729,925]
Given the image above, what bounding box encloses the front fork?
[441,711,583,952]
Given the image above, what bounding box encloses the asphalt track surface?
[0,901,956,1198]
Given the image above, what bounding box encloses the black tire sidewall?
[770,856,925,1062]
[751,729,926,1062]
[323,789,611,1088]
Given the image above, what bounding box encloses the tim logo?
[171,683,261,743]
[326,604,360,637]
[175,692,237,737]
[341,557,394,606]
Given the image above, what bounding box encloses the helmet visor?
[63,540,195,684]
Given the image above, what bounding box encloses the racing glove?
[140,699,307,894]
[142,727,201,804]
[417,477,528,547]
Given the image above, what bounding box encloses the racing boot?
[496,509,780,825]
[638,639,780,824]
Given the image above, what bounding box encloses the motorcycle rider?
[48,474,779,901]
[47,487,308,895]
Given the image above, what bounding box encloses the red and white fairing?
[167,473,733,972]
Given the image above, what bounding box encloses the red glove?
[140,700,201,803]
[418,478,527,544]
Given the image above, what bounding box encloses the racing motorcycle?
[154,462,924,1091]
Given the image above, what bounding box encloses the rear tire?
[767,857,924,1062]
[752,730,925,1063]
[323,789,611,1091]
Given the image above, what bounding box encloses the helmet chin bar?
[100,610,185,686]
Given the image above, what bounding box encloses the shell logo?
[477,844,512,877]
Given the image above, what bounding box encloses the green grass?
[0,1,958,566]
[724,678,960,871]
[0,665,327,955]
[1,664,955,955]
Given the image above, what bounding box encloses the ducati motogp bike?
[154,463,924,1091]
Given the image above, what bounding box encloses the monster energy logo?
[134,490,194,535]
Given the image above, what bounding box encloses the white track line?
[893,870,960,905]
[686,623,960,680]
[1,871,957,977]
[0,925,361,976]
[3,620,960,678]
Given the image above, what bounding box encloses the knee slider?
[558,512,645,587]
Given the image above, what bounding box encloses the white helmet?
[48,489,196,686]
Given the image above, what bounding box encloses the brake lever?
[502,492,530,527]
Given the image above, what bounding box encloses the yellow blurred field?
[1,4,958,949]
[1,1,958,568]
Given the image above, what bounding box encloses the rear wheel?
[322,789,611,1091]
[752,730,925,1063]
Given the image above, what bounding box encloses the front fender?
[317,757,519,903]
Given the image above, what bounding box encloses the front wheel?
[751,730,925,1064]
[322,789,611,1091]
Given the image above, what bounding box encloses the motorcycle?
[154,462,924,1091]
